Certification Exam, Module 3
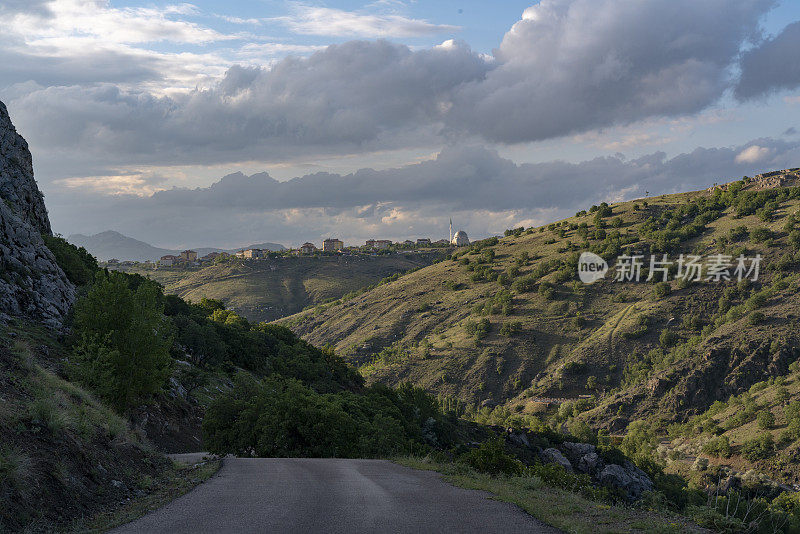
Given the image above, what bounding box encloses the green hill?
[280,170,800,479]
[114,252,445,322]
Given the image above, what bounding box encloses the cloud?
[736,21,800,100]
[8,40,490,175]
[734,144,773,163]
[272,5,460,37]
[9,0,227,45]
[0,0,238,92]
[2,0,787,183]
[48,137,800,248]
[0,0,53,16]
[445,0,774,143]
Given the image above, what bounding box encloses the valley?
[281,174,800,485]
[112,251,445,322]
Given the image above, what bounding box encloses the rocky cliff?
[0,100,74,326]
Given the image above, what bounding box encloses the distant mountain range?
[67,230,285,262]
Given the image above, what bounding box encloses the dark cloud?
[6,0,780,173]
[48,137,800,248]
[10,40,490,171]
[0,46,165,88]
[447,0,774,143]
[736,21,800,100]
[0,0,52,17]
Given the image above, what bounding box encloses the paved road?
[112,458,559,534]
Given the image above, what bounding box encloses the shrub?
[499,321,522,336]
[729,225,748,241]
[702,436,731,458]
[749,227,772,243]
[659,330,677,348]
[538,282,555,300]
[748,311,765,325]
[652,281,671,299]
[757,410,775,430]
[42,234,98,286]
[68,271,172,412]
[465,318,491,339]
[460,439,524,476]
[741,434,774,461]
[203,377,446,458]
[511,275,536,293]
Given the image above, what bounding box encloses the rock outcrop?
[0,100,74,326]
[505,429,655,501]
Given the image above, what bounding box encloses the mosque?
[449,218,469,246]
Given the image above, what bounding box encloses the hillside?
[281,170,800,476]
[116,252,446,322]
[67,230,285,262]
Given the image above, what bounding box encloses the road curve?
[112,458,559,534]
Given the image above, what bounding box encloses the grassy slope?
[115,252,444,323]
[0,318,172,531]
[279,179,800,449]
[396,457,704,534]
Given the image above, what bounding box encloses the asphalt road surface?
[112,457,560,534]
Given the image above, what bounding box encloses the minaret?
[449,218,453,243]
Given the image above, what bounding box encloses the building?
[451,230,470,246]
[449,218,469,246]
[322,238,344,252]
[434,239,449,245]
[299,242,317,254]
[159,254,178,266]
[403,240,414,246]
[180,250,197,262]
[416,238,431,246]
[241,248,262,259]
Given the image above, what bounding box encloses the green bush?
[465,318,491,339]
[757,410,775,430]
[741,434,774,461]
[68,271,172,412]
[652,282,671,299]
[203,377,446,458]
[701,436,731,458]
[749,227,772,243]
[460,439,524,476]
[499,321,522,336]
[42,234,98,286]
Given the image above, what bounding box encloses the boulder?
[598,461,654,501]
[561,441,596,463]
[507,430,530,449]
[540,448,573,471]
[577,452,603,475]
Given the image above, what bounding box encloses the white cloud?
[734,144,773,163]
[446,0,774,143]
[272,5,460,37]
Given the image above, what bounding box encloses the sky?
[2,0,800,249]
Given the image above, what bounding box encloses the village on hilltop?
[103,222,471,268]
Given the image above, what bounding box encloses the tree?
[69,272,172,412]
[757,410,775,430]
